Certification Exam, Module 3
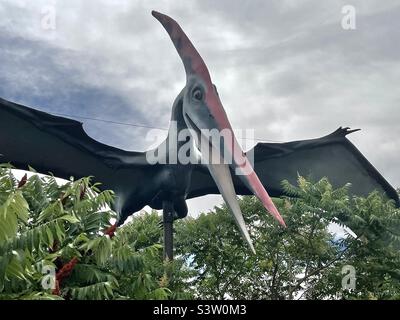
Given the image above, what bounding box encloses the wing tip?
[331,126,361,137]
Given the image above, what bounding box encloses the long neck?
[150,89,193,164]
[164,90,188,161]
[168,89,186,133]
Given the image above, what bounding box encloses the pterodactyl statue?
[0,11,398,253]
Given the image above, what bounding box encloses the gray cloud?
[0,0,399,215]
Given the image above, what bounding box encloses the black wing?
[0,97,157,216]
[188,127,399,206]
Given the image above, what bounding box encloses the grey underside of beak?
[205,152,256,254]
[185,114,256,254]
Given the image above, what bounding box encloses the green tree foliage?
[1,164,399,300]
[175,177,400,299]
[0,166,187,300]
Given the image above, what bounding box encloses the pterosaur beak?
[152,10,286,252]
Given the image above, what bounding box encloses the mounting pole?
[162,200,174,261]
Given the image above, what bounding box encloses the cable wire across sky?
[52,111,284,143]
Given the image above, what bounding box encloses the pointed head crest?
[152,11,212,87]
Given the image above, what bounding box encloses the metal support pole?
[162,200,174,261]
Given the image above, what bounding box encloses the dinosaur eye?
[192,88,203,102]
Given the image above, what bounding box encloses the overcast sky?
[1,0,399,216]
